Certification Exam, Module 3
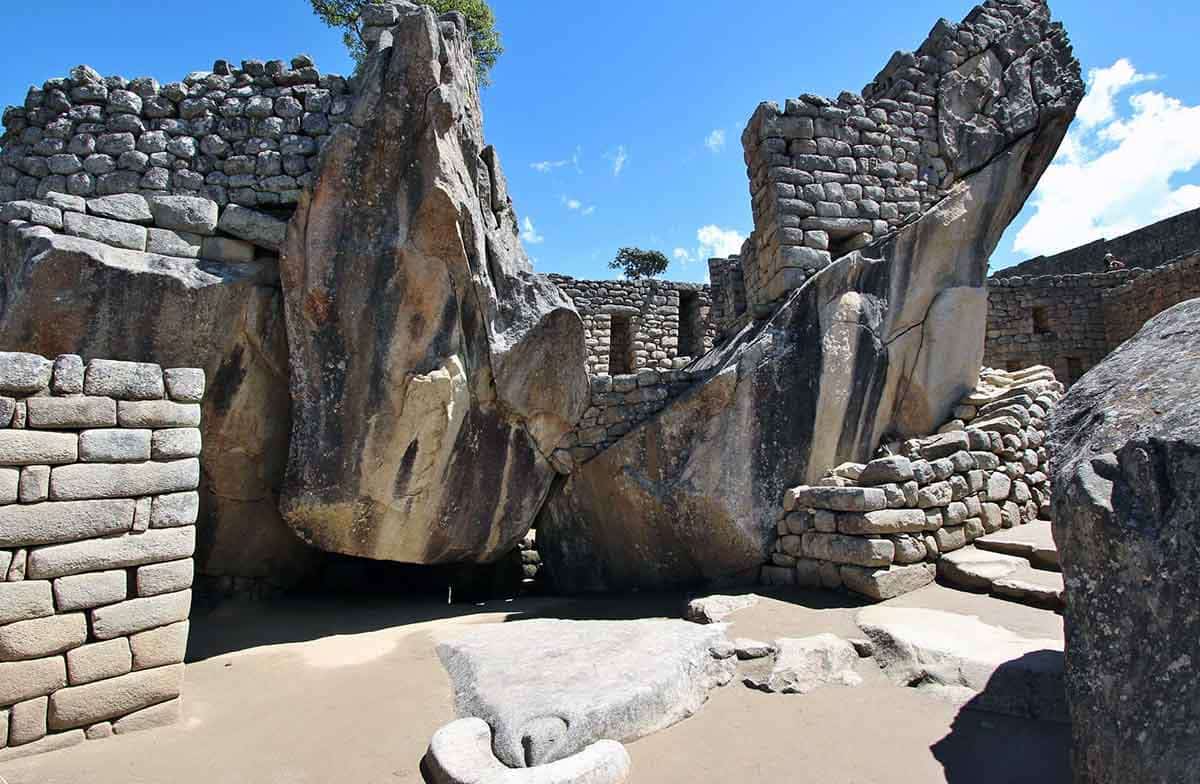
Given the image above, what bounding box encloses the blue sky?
[3,1,1199,281]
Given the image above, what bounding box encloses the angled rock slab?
[937,546,1027,592]
[857,606,1065,722]
[745,634,863,694]
[685,594,758,624]
[425,718,630,784]
[436,618,734,768]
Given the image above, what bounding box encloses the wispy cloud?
[1011,59,1200,259]
[561,195,596,216]
[672,226,746,268]
[607,145,628,176]
[673,247,693,262]
[520,216,544,245]
[705,129,726,153]
[531,147,582,174]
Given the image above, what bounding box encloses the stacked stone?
[0,351,201,761]
[554,369,698,469]
[706,255,748,342]
[548,275,715,374]
[517,530,542,586]
[739,0,1072,312]
[1100,251,1200,348]
[761,366,1061,601]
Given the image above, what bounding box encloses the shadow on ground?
[930,650,1071,784]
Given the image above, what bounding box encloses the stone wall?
[0,351,200,761]
[1101,251,1200,348]
[762,366,1059,601]
[996,205,1200,278]
[706,255,748,342]
[548,275,715,375]
[739,0,1066,312]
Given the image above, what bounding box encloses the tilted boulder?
[279,5,588,564]
[0,222,317,584]
[1048,298,1200,784]
[539,0,1082,592]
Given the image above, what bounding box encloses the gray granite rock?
[745,634,862,693]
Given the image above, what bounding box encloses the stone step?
[937,545,1064,611]
[974,519,1059,571]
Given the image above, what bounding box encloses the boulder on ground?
[745,634,863,694]
[684,594,758,624]
[279,4,588,565]
[1048,298,1200,783]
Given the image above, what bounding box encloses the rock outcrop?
[539,0,1083,593]
[0,221,316,585]
[279,5,588,564]
[1048,298,1200,783]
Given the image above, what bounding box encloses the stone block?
[151,428,202,459]
[116,401,201,428]
[26,396,117,429]
[86,193,152,223]
[801,532,894,567]
[19,465,50,503]
[26,526,196,579]
[111,697,181,735]
[47,663,184,730]
[0,468,17,504]
[857,455,913,485]
[0,613,87,661]
[0,499,135,547]
[48,458,199,501]
[83,359,164,400]
[137,560,193,597]
[92,590,191,640]
[0,352,52,395]
[66,638,132,685]
[150,491,199,528]
[217,204,287,250]
[201,236,255,263]
[986,471,1013,501]
[0,581,54,625]
[8,696,48,746]
[0,201,63,230]
[785,485,887,512]
[916,481,953,508]
[78,428,152,462]
[0,729,83,761]
[839,563,935,601]
[146,227,202,258]
[920,430,971,460]
[837,508,926,535]
[62,211,147,251]
[934,525,968,553]
[53,570,128,611]
[162,368,204,403]
[85,721,112,739]
[51,354,84,395]
[0,656,67,706]
[130,620,189,669]
[146,195,218,234]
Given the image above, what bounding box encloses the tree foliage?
[610,247,669,280]
[308,0,503,85]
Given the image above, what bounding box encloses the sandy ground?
[0,583,1069,784]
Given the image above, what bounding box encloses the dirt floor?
[0,583,1070,784]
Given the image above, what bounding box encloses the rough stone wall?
[0,352,199,761]
[740,0,1070,312]
[762,366,1059,600]
[997,205,1200,277]
[706,255,748,342]
[1101,252,1200,348]
[548,275,715,375]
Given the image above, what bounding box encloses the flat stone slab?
[425,718,630,784]
[437,619,734,768]
[975,519,1059,570]
[745,634,863,694]
[857,606,1066,722]
[992,567,1064,611]
[684,594,758,624]
[937,547,1027,591]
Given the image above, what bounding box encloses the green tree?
[610,247,669,280]
[309,0,503,85]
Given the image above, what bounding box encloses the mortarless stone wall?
[0,352,200,761]
[1101,251,1200,348]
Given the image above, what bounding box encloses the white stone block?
[84,359,164,401]
[162,368,204,403]
[66,638,132,685]
[78,428,152,462]
[0,656,67,706]
[51,354,84,395]
[48,458,199,501]
[116,401,201,428]
[26,396,117,429]
[130,619,189,669]
[8,696,48,746]
[91,590,191,640]
[0,352,52,395]
[0,431,78,465]
[111,697,181,735]
[1,467,20,504]
[150,491,199,528]
[0,613,87,661]
[137,560,193,597]
[26,526,196,579]
[0,581,54,625]
[18,465,50,503]
[151,428,201,459]
[53,570,128,612]
[47,663,183,730]
[0,499,135,547]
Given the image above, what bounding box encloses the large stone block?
[48,458,199,500]
[129,620,189,669]
[83,358,164,400]
[91,590,191,640]
[0,581,54,625]
[53,569,128,611]
[0,351,52,395]
[63,211,147,251]
[136,559,193,597]
[217,204,287,251]
[78,428,152,462]
[27,526,196,579]
[149,491,199,528]
[801,532,893,567]
[162,368,204,403]
[146,195,218,235]
[150,428,201,459]
[111,697,181,735]
[840,563,935,601]
[66,638,132,685]
[0,499,135,547]
[47,663,184,730]
[0,656,67,706]
[836,508,926,535]
[8,696,47,746]
[116,401,201,428]
[0,431,78,465]
[0,613,87,660]
[26,396,117,429]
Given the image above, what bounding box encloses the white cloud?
[520,216,544,245]
[705,129,726,153]
[581,206,595,216]
[696,225,745,259]
[561,196,596,216]
[1011,59,1200,259]
[531,147,582,174]
[672,248,693,262]
[608,145,627,176]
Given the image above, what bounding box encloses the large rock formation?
[1048,298,1200,783]
[0,221,316,584]
[539,0,1082,592]
[279,5,588,564]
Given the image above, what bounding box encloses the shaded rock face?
[280,5,588,564]
[541,117,1078,592]
[0,223,316,583]
[1048,299,1200,784]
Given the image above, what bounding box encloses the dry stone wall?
[0,351,200,761]
[762,366,1060,601]
[1101,252,1200,348]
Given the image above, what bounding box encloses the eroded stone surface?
[745,634,863,694]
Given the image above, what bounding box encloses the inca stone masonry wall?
[763,366,1059,601]
[0,352,200,761]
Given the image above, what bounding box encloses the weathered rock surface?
[1048,298,1200,783]
[436,618,734,768]
[858,606,1066,721]
[684,593,758,624]
[538,1,1081,593]
[0,222,316,585]
[279,4,588,564]
[425,718,631,784]
[745,634,863,694]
